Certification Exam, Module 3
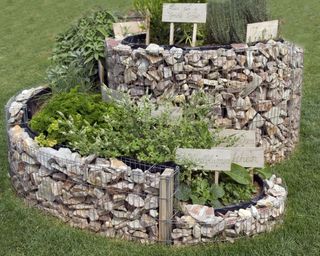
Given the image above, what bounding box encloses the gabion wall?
[6,87,287,245]
[106,39,304,164]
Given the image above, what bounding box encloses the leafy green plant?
[177,172,225,207]
[224,163,252,185]
[47,9,116,92]
[255,166,272,179]
[220,181,256,205]
[177,162,267,207]
[30,89,224,163]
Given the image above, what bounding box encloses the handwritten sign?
[162,3,207,23]
[113,21,145,40]
[232,147,264,168]
[175,148,232,171]
[217,130,256,147]
[246,20,279,43]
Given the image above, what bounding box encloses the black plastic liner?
[121,33,285,52]
[121,33,232,51]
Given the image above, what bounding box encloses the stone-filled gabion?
[172,175,287,245]
[106,39,304,164]
[6,87,161,243]
[6,87,287,245]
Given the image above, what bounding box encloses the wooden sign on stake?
[162,3,207,47]
[176,148,232,184]
[246,20,279,43]
[231,147,264,168]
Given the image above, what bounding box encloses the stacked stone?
[171,175,287,245]
[106,40,304,164]
[6,87,161,244]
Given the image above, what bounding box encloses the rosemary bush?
[205,0,268,45]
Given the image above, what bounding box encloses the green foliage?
[205,0,268,44]
[224,163,252,185]
[178,167,257,207]
[255,166,273,179]
[221,181,256,205]
[30,90,222,163]
[177,172,225,207]
[47,9,116,92]
[133,0,206,45]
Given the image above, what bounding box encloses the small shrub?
[205,0,268,45]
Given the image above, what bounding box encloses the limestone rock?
[146,44,164,56]
[9,102,24,117]
[184,205,221,225]
[144,196,158,210]
[36,177,63,202]
[126,194,145,208]
[130,169,145,184]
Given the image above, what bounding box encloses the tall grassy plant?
[205,0,268,45]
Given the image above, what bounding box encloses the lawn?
[0,0,320,255]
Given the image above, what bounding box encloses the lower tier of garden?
[5,87,287,245]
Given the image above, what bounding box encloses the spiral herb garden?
[6,0,300,245]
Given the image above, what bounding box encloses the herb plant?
[30,89,223,163]
[47,9,115,92]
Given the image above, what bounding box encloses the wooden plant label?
[218,129,256,147]
[175,148,232,171]
[113,21,145,40]
[232,147,264,168]
[162,3,207,46]
[162,3,207,23]
[246,20,279,43]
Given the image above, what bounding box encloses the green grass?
[0,0,320,255]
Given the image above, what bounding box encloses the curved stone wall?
[106,39,304,164]
[6,87,287,245]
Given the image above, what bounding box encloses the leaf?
[210,199,223,208]
[255,166,272,179]
[190,195,206,205]
[175,183,192,202]
[210,184,225,199]
[224,163,251,185]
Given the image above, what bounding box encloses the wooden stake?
[192,23,197,47]
[145,11,151,45]
[249,168,254,184]
[159,168,174,244]
[215,171,220,185]
[169,22,174,45]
